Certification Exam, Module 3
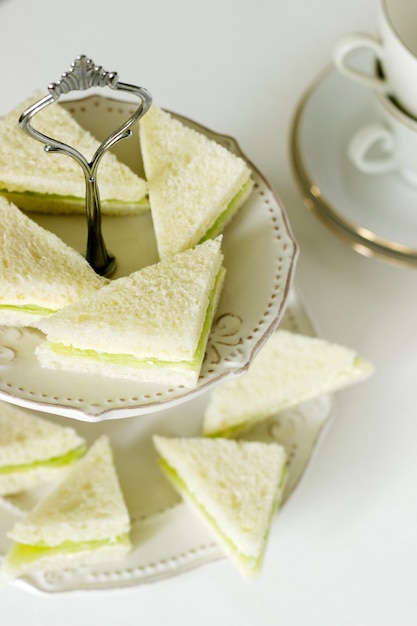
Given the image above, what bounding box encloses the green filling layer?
[0,304,56,316]
[159,456,287,575]
[0,189,148,207]
[199,177,254,243]
[47,267,225,372]
[0,445,86,475]
[6,534,129,570]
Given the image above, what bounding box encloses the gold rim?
[289,64,417,269]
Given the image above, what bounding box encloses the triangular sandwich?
[36,237,225,386]
[0,91,148,215]
[0,197,107,327]
[139,104,254,258]
[2,435,131,577]
[153,435,287,579]
[0,401,86,496]
[203,330,374,437]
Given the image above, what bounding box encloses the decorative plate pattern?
[0,289,334,593]
[0,95,298,421]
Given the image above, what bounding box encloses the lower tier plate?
[0,288,334,593]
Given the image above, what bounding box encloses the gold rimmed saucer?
[290,58,417,269]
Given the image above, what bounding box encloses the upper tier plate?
[0,96,298,421]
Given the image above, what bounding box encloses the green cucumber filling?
[47,267,225,371]
[206,419,252,440]
[159,455,287,573]
[199,177,254,243]
[6,534,129,569]
[0,445,86,475]
[0,189,148,207]
[0,304,56,316]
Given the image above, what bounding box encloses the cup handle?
[333,34,386,92]
[348,123,396,174]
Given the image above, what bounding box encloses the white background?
[1,0,417,624]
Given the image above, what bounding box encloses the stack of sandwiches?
[0,91,374,583]
[0,91,255,386]
[2,434,131,578]
[0,194,226,386]
[0,405,131,577]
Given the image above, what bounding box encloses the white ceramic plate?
[0,289,334,593]
[290,55,417,268]
[0,96,298,421]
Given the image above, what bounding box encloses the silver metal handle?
[19,54,152,277]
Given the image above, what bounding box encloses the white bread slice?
[0,402,86,496]
[139,104,254,258]
[2,435,131,577]
[153,435,287,579]
[0,91,148,215]
[203,330,374,437]
[0,197,107,327]
[36,237,225,386]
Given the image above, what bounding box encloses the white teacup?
[348,90,417,187]
[333,0,417,119]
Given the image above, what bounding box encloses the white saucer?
[290,58,417,267]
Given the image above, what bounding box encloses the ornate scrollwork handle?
[19,55,152,277]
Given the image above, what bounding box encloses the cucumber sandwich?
[139,104,254,258]
[0,91,148,215]
[2,435,131,578]
[36,237,225,386]
[153,435,287,579]
[0,197,107,327]
[0,401,86,497]
[203,330,374,438]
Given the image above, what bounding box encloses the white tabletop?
[2,0,417,624]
